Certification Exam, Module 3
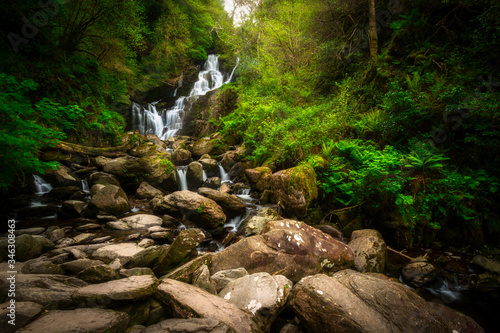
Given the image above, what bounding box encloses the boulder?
[192,264,217,294]
[129,142,160,157]
[186,161,204,190]
[288,270,484,333]
[21,258,64,275]
[136,182,164,200]
[60,200,86,217]
[120,267,155,278]
[76,264,118,283]
[85,185,129,218]
[198,187,246,219]
[16,308,129,333]
[401,259,440,288]
[348,229,387,273]
[118,214,163,229]
[153,228,205,276]
[211,220,354,283]
[171,149,193,166]
[60,259,105,274]
[0,301,43,333]
[202,177,221,190]
[245,167,272,193]
[143,318,232,333]
[239,207,282,237]
[45,226,65,243]
[0,234,43,262]
[156,279,259,333]
[73,275,157,305]
[88,172,121,187]
[219,272,292,331]
[0,273,87,307]
[45,186,81,200]
[269,164,318,218]
[92,243,148,265]
[151,191,226,232]
[314,224,343,241]
[125,245,167,269]
[199,158,219,177]
[44,164,81,187]
[472,255,500,275]
[211,267,249,292]
[192,137,227,157]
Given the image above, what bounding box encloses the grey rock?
[143,318,232,333]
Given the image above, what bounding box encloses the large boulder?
[192,137,227,158]
[211,220,354,283]
[136,182,164,200]
[151,191,226,232]
[186,161,204,190]
[85,185,129,217]
[16,308,129,333]
[92,243,148,265]
[0,301,43,333]
[238,207,282,237]
[198,158,219,177]
[198,187,246,219]
[288,270,484,333]
[156,279,260,333]
[269,164,318,218]
[401,259,440,288]
[0,234,43,262]
[43,164,81,187]
[245,167,272,193]
[115,214,163,229]
[103,154,177,192]
[219,272,292,331]
[171,149,193,166]
[88,172,121,187]
[348,229,387,273]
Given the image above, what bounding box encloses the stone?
[125,245,166,269]
[269,164,318,218]
[76,223,102,231]
[73,233,95,245]
[44,164,81,187]
[401,259,440,288]
[143,318,232,333]
[153,229,205,276]
[13,227,46,235]
[171,149,193,166]
[136,182,164,200]
[150,231,174,243]
[156,279,259,333]
[91,236,112,244]
[85,184,129,218]
[92,243,148,265]
[16,308,129,333]
[60,200,87,217]
[151,191,226,232]
[89,171,121,187]
[199,158,219,177]
[198,187,246,219]
[472,255,500,274]
[192,137,227,157]
[76,264,118,283]
[73,275,158,304]
[106,221,131,230]
[119,214,163,229]
[239,207,282,237]
[0,301,43,333]
[138,238,156,248]
[120,267,155,278]
[46,226,65,242]
[314,224,343,241]
[245,167,272,193]
[192,264,217,294]
[219,272,292,331]
[288,270,484,333]
[348,229,387,273]
[211,267,249,292]
[186,161,204,190]
[0,273,87,307]
[202,177,221,190]
[21,257,65,275]
[0,234,42,262]
[60,259,105,274]
[68,248,87,259]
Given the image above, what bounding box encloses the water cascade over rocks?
[33,175,52,195]
[131,55,238,139]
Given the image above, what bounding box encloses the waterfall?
[218,163,231,183]
[81,178,90,193]
[176,166,188,191]
[202,170,208,182]
[33,175,52,195]
[132,55,238,139]
[225,57,240,84]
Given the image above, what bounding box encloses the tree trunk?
[368,0,378,62]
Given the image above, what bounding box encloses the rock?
[0,301,43,333]
[198,187,246,219]
[199,158,219,177]
[90,184,105,196]
[150,231,174,243]
[186,161,204,190]
[130,143,160,157]
[76,223,101,231]
[156,279,259,333]
[151,191,226,232]
[92,243,148,265]
[120,267,155,278]
[202,177,221,190]
[162,214,181,228]
[45,186,81,200]
[73,275,157,305]
[192,137,227,157]
[85,185,129,218]
[401,259,440,288]
[46,226,65,242]
[153,228,205,276]
[125,245,166,269]
[219,272,292,331]
[136,182,164,200]
[103,154,177,192]
[115,301,151,327]
[171,149,193,166]
[211,267,249,292]
[118,214,163,229]
[21,257,65,274]
[245,167,272,193]
[0,273,87,307]
[0,234,42,261]
[143,318,232,333]
[97,214,118,222]
[315,224,343,241]
[16,308,129,333]
[269,164,318,218]
[192,264,217,294]
[91,236,112,244]
[13,227,46,235]
[93,156,112,168]
[288,270,484,333]
[348,229,387,273]
[89,171,121,187]
[211,220,354,283]
[68,247,87,260]
[239,207,282,237]
[44,164,81,187]
[60,259,105,274]
[73,233,95,244]
[472,255,500,274]
[76,264,118,283]
[138,238,156,248]
[49,252,72,265]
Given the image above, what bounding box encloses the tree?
[368,0,378,62]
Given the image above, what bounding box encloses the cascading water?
[218,162,231,183]
[33,175,52,195]
[81,178,90,193]
[176,166,188,191]
[132,55,238,140]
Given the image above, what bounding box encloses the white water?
[218,163,231,183]
[202,170,208,182]
[81,178,90,193]
[33,175,52,195]
[132,55,238,139]
[176,166,188,191]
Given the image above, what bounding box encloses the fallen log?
[43,141,129,158]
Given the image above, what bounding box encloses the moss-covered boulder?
[84,185,129,218]
[192,137,227,158]
[269,163,318,218]
[245,167,272,193]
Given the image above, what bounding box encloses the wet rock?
[44,164,81,187]
[245,167,272,193]
[288,270,484,333]
[151,191,226,232]
[76,264,118,283]
[16,308,129,333]
[136,182,164,200]
[0,234,43,261]
[202,176,221,189]
[120,267,155,278]
[0,301,43,333]
[85,184,129,218]
[92,243,147,265]
[0,273,87,307]
[45,186,81,200]
[315,224,343,241]
[118,214,163,229]
[211,267,249,292]
[348,229,387,273]
[150,231,174,243]
[125,245,167,269]
[198,187,246,219]
[97,214,118,222]
[73,233,95,245]
[239,207,282,237]
[14,227,46,236]
[60,259,105,274]
[138,238,155,248]
[192,264,217,294]
[199,158,219,177]
[402,259,440,288]
[269,164,318,218]
[156,279,259,333]
[186,161,204,190]
[76,223,101,231]
[73,275,157,306]
[171,149,193,166]
[89,171,121,187]
[106,221,131,230]
[162,214,181,228]
[91,236,112,244]
[46,226,65,242]
[21,257,64,275]
[153,228,205,276]
[192,137,227,158]
[472,255,500,274]
[219,272,292,331]
[143,318,232,333]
